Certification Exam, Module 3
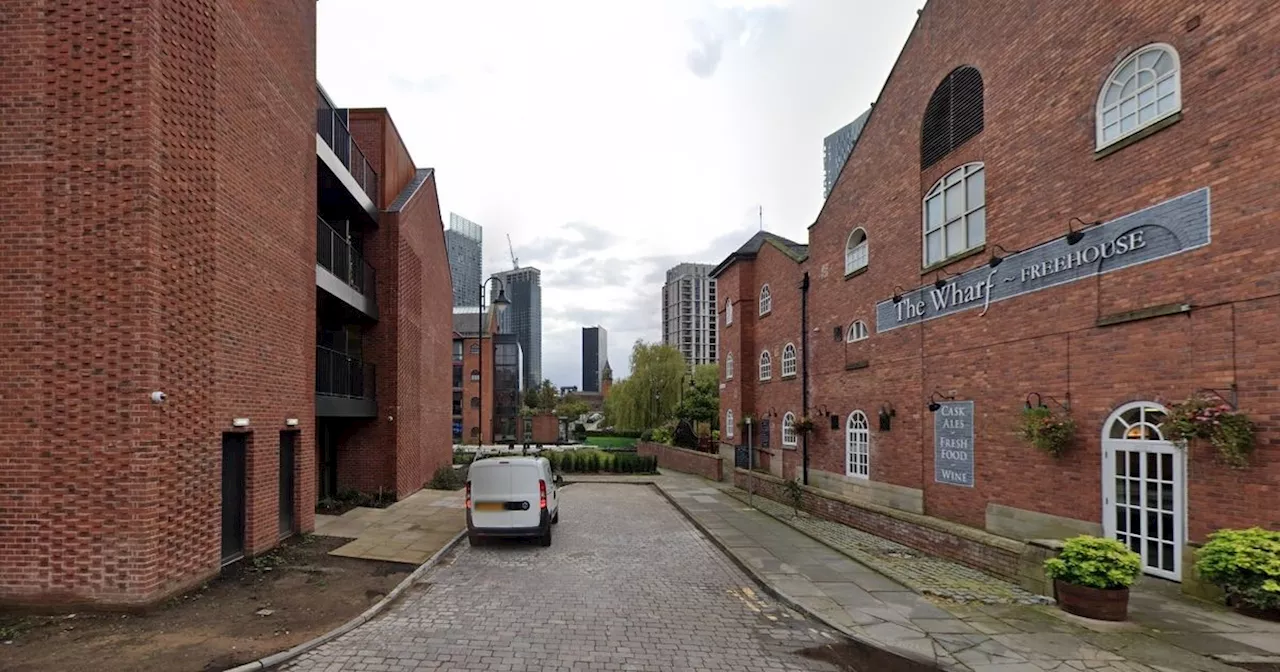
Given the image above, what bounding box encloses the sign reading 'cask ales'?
[934,401,975,488]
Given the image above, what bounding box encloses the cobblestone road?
[283,483,852,672]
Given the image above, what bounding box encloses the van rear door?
[469,461,512,528]
[508,463,544,529]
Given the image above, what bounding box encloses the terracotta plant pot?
[1054,580,1130,621]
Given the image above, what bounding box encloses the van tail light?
[539,480,547,510]
[465,482,472,509]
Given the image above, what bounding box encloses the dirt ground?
[0,536,414,672]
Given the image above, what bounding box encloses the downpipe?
[799,271,810,486]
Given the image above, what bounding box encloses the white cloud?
[317,0,922,386]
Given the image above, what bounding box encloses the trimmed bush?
[1196,527,1280,613]
[1044,535,1142,590]
[427,465,465,491]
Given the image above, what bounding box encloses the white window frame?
[758,284,772,316]
[846,320,869,343]
[780,342,797,377]
[782,412,797,446]
[725,409,735,438]
[758,350,772,381]
[844,227,868,275]
[1096,44,1181,151]
[725,352,734,380]
[923,162,985,267]
[846,411,870,478]
[725,298,733,326]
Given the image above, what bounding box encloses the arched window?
[1097,44,1181,150]
[846,320,869,343]
[846,411,870,478]
[921,66,984,170]
[923,162,985,266]
[759,284,772,315]
[725,298,734,326]
[725,410,735,438]
[470,426,480,437]
[470,369,480,382]
[780,343,797,377]
[782,412,797,446]
[470,342,480,354]
[726,352,734,380]
[470,396,480,408]
[845,228,869,275]
[758,350,772,380]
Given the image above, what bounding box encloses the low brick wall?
[735,469,1029,585]
[638,442,723,481]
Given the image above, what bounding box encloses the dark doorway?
[279,431,298,538]
[221,433,248,564]
[317,421,338,501]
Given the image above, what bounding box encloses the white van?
[466,456,560,546]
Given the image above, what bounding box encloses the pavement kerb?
[221,528,468,672]
[652,482,948,672]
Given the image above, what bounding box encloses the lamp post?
[477,277,510,450]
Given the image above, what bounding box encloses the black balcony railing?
[317,216,376,298]
[317,86,379,203]
[316,345,376,400]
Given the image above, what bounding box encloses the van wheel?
[551,510,559,525]
[468,532,484,547]
[539,525,553,547]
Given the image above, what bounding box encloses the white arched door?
[1102,402,1185,581]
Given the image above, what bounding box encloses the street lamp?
[477,277,510,448]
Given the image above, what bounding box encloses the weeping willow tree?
[603,340,689,431]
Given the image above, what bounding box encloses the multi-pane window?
[759,350,772,381]
[759,285,772,315]
[725,298,733,325]
[846,411,870,478]
[470,369,480,382]
[782,412,797,446]
[780,343,797,377]
[923,162,985,266]
[725,410,734,438]
[1097,44,1181,150]
[470,342,481,354]
[845,228,868,275]
[846,320,869,343]
[726,353,734,380]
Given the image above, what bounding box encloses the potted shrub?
[1195,527,1280,621]
[793,416,816,434]
[1019,406,1076,457]
[1165,394,1257,467]
[1044,535,1142,621]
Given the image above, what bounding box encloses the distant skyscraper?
[444,213,483,307]
[661,262,717,369]
[823,108,872,199]
[491,266,542,391]
[581,326,608,393]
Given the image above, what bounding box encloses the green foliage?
[549,449,656,474]
[1196,527,1280,612]
[650,423,674,445]
[315,487,395,514]
[783,478,804,515]
[586,429,643,439]
[586,435,638,449]
[1165,395,1257,467]
[602,340,689,430]
[556,396,592,421]
[1019,407,1077,457]
[1043,535,1142,590]
[674,363,722,425]
[427,465,466,491]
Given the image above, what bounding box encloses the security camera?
[150,391,167,403]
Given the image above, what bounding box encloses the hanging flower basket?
[793,416,816,434]
[1165,395,1256,468]
[1019,406,1076,457]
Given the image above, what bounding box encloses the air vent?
[921,66,985,170]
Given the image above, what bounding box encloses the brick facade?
[715,0,1280,584]
[639,442,725,482]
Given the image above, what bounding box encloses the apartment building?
[445,213,483,308]
[491,267,543,391]
[581,326,609,393]
[822,109,871,199]
[661,263,718,368]
[452,309,524,444]
[0,4,451,608]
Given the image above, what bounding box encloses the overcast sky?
[317,0,922,387]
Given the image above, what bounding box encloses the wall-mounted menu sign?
[934,401,975,488]
[875,188,1210,332]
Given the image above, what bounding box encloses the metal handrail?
[316,86,380,203]
[316,345,376,399]
[317,216,376,298]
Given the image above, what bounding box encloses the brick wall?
[458,336,496,445]
[638,442,724,481]
[721,1,1280,550]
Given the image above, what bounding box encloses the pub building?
[712,1,1278,594]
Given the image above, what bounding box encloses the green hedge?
[585,429,644,439]
[546,449,656,474]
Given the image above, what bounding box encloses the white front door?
[1101,402,1185,581]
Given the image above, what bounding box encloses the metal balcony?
[316,216,378,319]
[317,85,379,209]
[316,345,376,418]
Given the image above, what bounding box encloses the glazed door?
[1102,403,1184,581]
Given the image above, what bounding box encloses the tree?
[523,379,559,411]
[602,340,689,431]
[556,396,591,421]
[675,363,720,426]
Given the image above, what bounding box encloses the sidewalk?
[314,487,464,564]
[630,471,1280,672]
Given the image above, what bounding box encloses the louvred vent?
[920,66,985,170]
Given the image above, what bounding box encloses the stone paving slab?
[315,487,465,565]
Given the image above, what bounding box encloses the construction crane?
[507,233,519,269]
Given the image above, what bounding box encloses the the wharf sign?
[934,401,975,488]
[875,188,1210,332]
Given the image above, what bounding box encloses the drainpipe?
[799,271,811,486]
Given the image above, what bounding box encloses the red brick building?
[714,0,1279,588]
[0,2,451,608]
[452,311,524,445]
